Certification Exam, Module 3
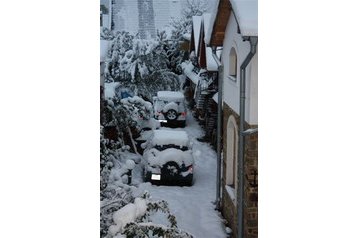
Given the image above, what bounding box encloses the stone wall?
[221,102,258,238]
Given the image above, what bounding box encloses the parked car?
[142,129,194,186]
[153,91,187,128]
[134,120,160,155]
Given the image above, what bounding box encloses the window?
[229,47,237,80]
[226,116,238,190]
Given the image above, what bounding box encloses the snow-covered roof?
[205,47,218,71]
[204,0,220,45]
[202,13,218,71]
[100,40,110,62]
[212,92,218,104]
[230,0,258,36]
[157,91,184,101]
[152,130,190,147]
[192,16,202,56]
[202,13,211,37]
[181,61,200,85]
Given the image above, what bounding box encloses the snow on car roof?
[157,91,184,101]
[152,130,189,147]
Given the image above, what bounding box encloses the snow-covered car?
[153,91,187,128]
[142,130,194,186]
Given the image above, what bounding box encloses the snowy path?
[133,112,227,238]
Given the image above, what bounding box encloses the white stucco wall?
[221,13,258,125]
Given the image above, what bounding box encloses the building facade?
[206,0,258,237]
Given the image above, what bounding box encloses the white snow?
[183,33,191,41]
[204,0,220,45]
[243,128,258,134]
[145,148,194,168]
[212,92,218,104]
[121,96,153,111]
[225,185,236,202]
[100,40,110,62]
[148,118,160,130]
[104,82,120,99]
[181,61,200,85]
[192,16,202,56]
[157,91,184,101]
[163,101,179,113]
[109,197,148,236]
[205,46,218,71]
[125,159,136,170]
[134,111,227,238]
[230,0,258,36]
[151,130,190,147]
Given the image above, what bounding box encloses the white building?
[206,0,258,237]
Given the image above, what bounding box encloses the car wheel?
[165,109,178,121]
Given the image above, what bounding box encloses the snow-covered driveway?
[133,112,227,238]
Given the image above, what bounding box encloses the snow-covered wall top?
[157,91,184,101]
[230,0,258,36]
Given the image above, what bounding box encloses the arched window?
[229,47,237,78]
[226,115,238,189]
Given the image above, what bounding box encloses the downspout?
[212,47,223,210]
[109,0,112,31]
[237,36,258,238]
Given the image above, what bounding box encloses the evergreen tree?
[105,31,180,100]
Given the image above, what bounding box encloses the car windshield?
[154,144,189,151]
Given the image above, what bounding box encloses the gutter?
[211,47,223,210]
[237,36,258,238]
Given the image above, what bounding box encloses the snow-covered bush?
[105,31,180,100]
[101,27,116,40]
[102,191,193,238]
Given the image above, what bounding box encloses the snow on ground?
[132,111,227,238]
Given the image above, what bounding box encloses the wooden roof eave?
[209,0,232,47]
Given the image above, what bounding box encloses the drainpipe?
[212,47,223,210]
[237,36,258,238]
[109,0,112,31]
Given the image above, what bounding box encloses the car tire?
[164,109,178,121]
